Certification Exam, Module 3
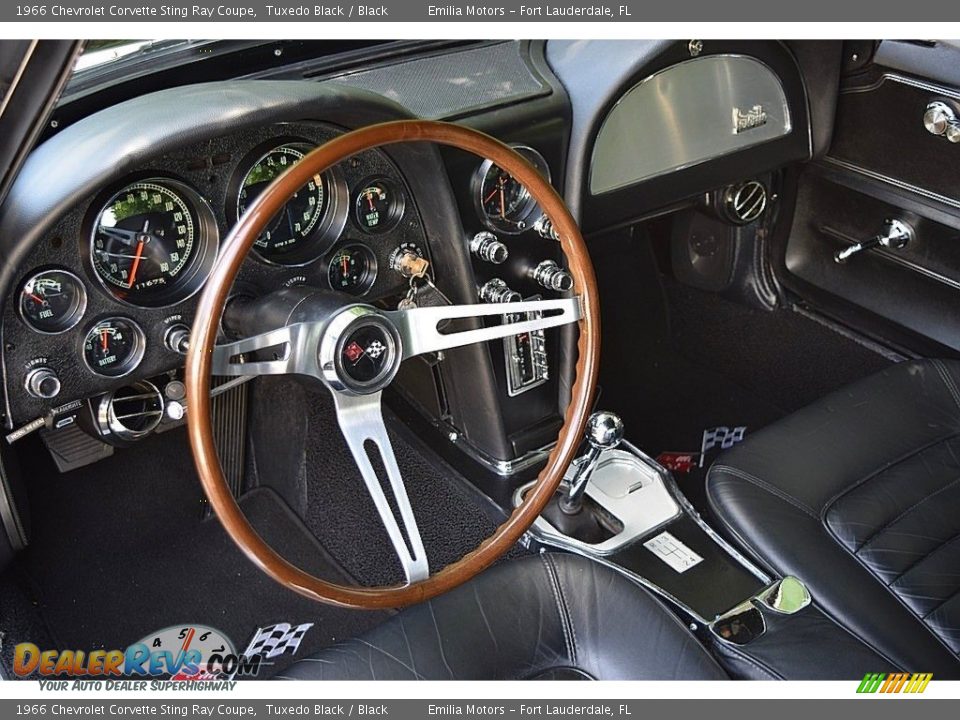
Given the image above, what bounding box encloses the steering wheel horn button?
[320,306,402,394]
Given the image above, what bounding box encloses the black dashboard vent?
[328,41,546,119]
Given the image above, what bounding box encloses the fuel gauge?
[83,318,146,377]
[18,269,87,334]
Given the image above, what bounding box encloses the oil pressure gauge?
[327,244,377,295]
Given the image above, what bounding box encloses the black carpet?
[296,385,517,587]
[13,428,388,679]
[592,230,892,511]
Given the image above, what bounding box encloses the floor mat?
[14,428,388,679]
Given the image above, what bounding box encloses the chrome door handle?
[834,219,914,264]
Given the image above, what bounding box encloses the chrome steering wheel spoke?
[331,390,429,585]
[210,322,324,378]
[386,296,582,360]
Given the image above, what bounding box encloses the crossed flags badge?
[241,622,314,660]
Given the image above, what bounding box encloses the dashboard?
[0,39,816,474]
[2,121,432,429]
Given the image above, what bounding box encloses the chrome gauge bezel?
[17,268,88,335]
[87,177,219,309]
[230,138,350,268]
[471,144,552,235]
[325,243,378,297]
[81,316,147,379]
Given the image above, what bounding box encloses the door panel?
[781,41,960,356]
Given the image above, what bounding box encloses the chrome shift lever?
[559,411,624,515]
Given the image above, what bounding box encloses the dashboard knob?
[478,278,521,304]
[947,122,960,144]
[164,324,191,355]
[25,367,61,400]
[531,259,574,292]
[924,101,956,135]
[470,231,509,264]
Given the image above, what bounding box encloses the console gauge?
[82,318,146,378]
[327,244,377,295]
[353,178,404,232]
[18,269,87,334]
[91,179,217,307]
[472,145,551,235]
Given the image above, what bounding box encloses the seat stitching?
[820,430,960,522]
[933,359,960,412]
[922,584,960,621]
[822,521,960,661]
[890,531,960,588]
[540,553,575,664]
[711,465,818,519]
[857,474,960,553]
[554,558,580,663]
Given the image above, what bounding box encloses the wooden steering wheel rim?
[185,120,600,609]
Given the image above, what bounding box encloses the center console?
[515,411,896,679]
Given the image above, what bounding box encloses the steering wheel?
[185,120,599,609]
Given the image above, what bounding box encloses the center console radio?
[515,411,896,679]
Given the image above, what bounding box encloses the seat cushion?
[277,552,728,680]
[707,359,960,677]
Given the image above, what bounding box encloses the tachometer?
[472,145,551,234]
[82,318,146,378]
[90,179,217,307]
[235,143,330,264]
[18,269,87,334]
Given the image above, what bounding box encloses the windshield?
[74,40,191,73]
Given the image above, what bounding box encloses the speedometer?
[90,179,217,307]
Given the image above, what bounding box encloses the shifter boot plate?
[644,531,704,573]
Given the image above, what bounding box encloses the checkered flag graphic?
[242,622,314,659]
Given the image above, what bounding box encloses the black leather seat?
[279,552,727,680]
[707,359,960,677]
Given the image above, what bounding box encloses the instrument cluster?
[3,122,430,424]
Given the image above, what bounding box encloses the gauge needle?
[27,292,45,304]
[499,180,507,219]
[127,237,146,288]
[341,254,349,276]
[367,191,375,211]
[101,329,109,352]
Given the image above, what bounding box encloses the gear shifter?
[560,411,625,515]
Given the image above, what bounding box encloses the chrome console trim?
[518,438,779,633]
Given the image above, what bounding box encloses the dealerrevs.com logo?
[14,625,262,681]
[857,673,933,694]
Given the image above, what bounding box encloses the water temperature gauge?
[353,178,404,233]
[18,269,87,334]
[82,318,146,377]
